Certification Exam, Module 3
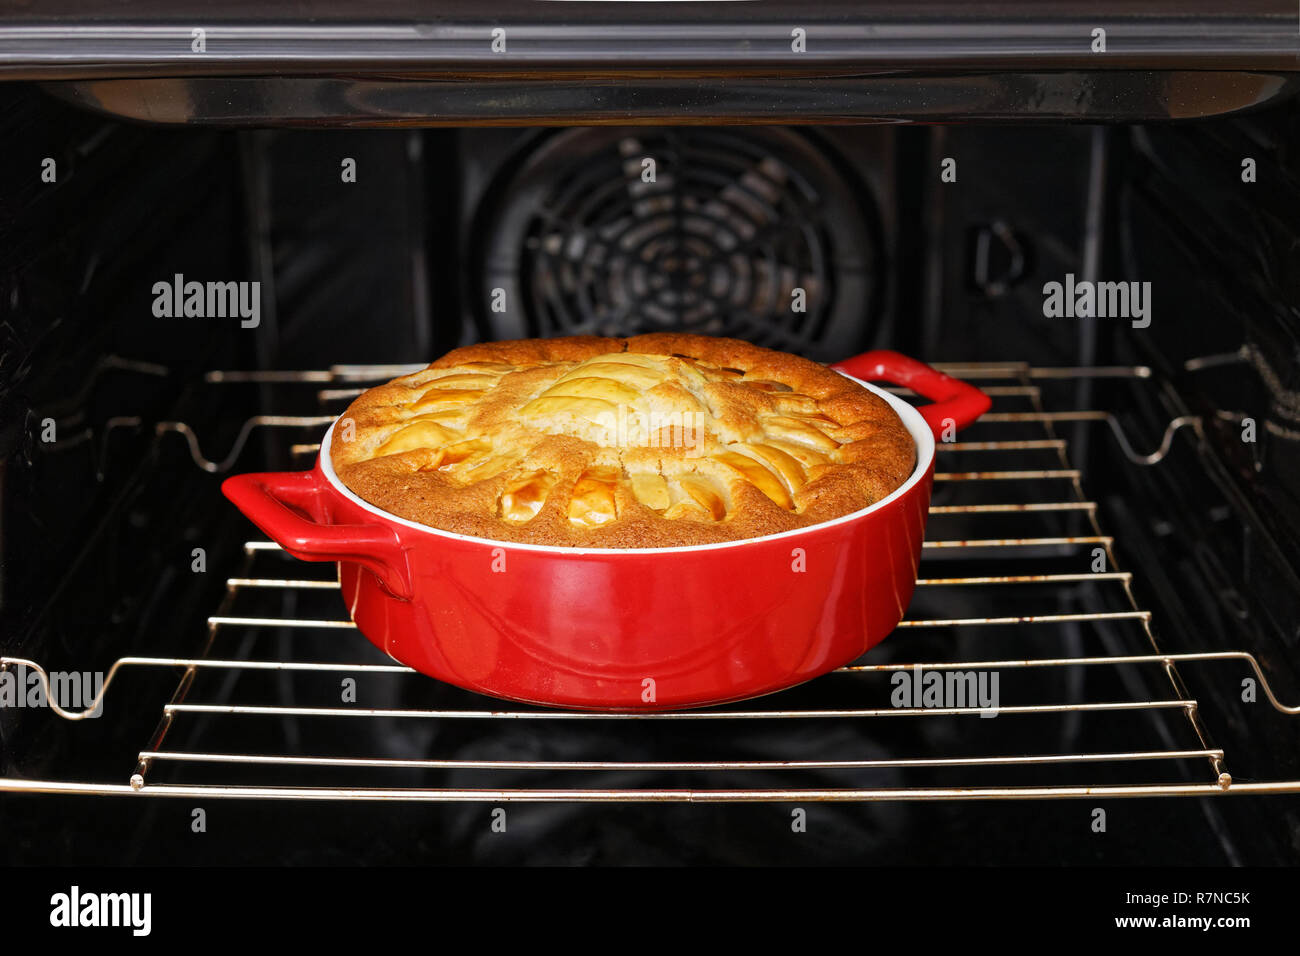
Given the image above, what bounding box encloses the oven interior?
[2,81,1300,864]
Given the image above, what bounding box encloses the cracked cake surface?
[329,333,917,548]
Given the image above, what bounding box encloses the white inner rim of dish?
[316,373,936,555]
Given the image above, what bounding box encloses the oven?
[2,1,1300,872]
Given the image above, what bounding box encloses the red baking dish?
[222,350,989,710]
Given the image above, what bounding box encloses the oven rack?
[3,360,1299,802]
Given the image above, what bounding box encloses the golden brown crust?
[329,334,916,547]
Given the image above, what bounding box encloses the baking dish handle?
[221,471,414,601]
[831,350,991,439]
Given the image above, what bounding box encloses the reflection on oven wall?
[3,79,1300,864]
[248,124,903,365]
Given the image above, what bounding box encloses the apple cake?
[329,333,916,547]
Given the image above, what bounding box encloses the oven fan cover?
[474,127,880,360]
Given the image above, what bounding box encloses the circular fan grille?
[476,128,879,358]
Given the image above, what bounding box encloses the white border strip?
[316,374,935,555]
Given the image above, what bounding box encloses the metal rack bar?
[226,578,340,590]
[204,364,425,384]
[206,616,356,629]
[930,364,1152,380]
[162,701,1196,719]
[896,611,1149,627]
[240,567,1121,586]
[915,572,1130,584]
[922,536,1111,548]
[934,470,1081,480]
[939,440,1066,451]
[0,651,1281,721]
[8,647,1291,722]
[156,415,336,473]
[21,780,1300,801]
[136,749,1223,772]
[928,503,1096,513]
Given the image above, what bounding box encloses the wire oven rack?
[3,361,1299,802]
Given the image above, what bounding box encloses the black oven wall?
[1110,111,1300,856]
[0,86,260,789]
